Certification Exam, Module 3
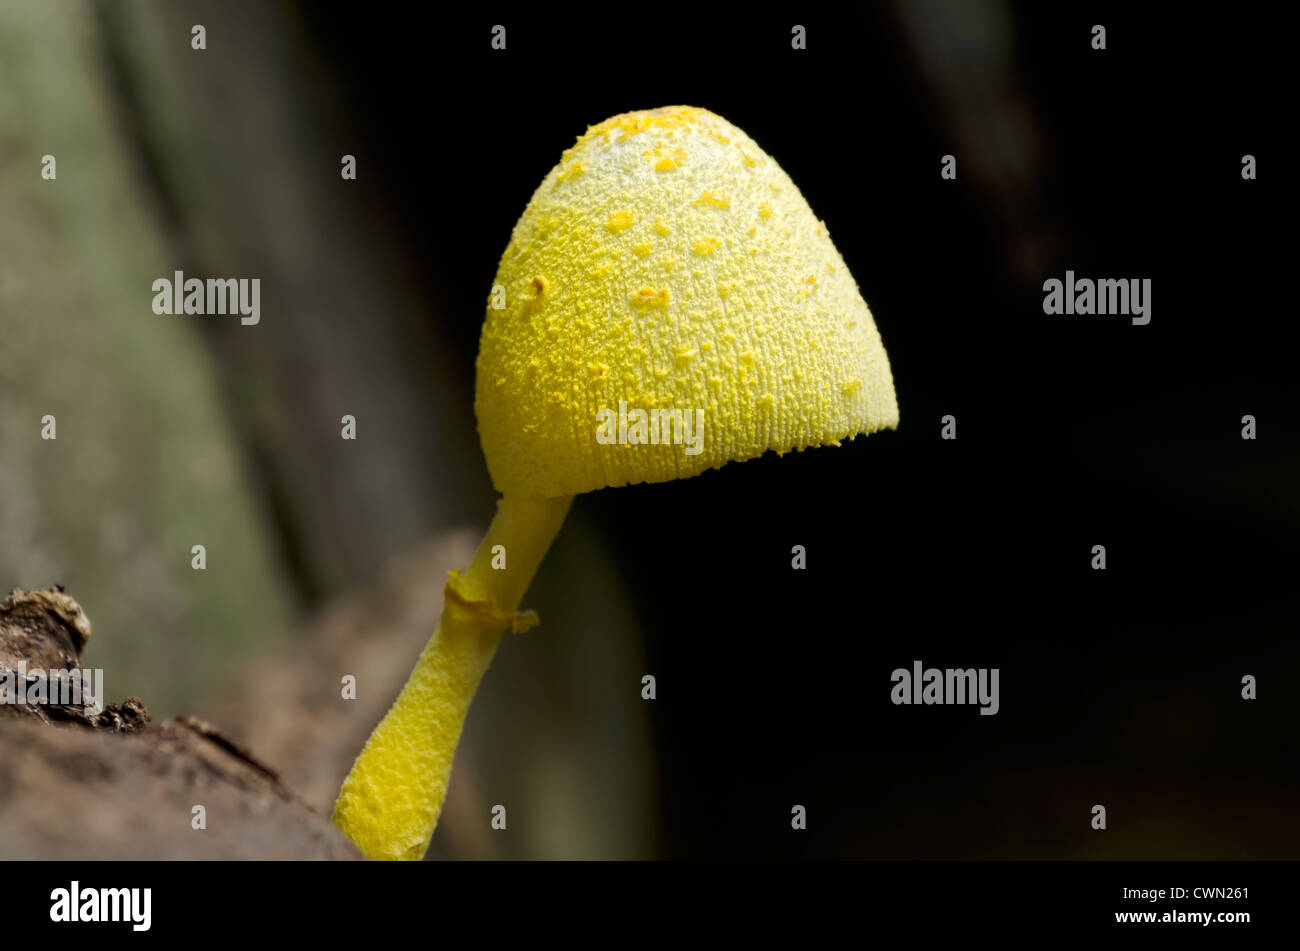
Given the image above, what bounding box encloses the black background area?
[301,4,1297,858]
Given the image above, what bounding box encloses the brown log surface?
[0,587,359,859]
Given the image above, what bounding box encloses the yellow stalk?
[333,494,572,860]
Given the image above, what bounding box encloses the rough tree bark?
[0,587,359,859]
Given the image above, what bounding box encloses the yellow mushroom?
[332,105,899,860]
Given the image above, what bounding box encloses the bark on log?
[0,587,359,859]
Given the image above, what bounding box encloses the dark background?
[300,5,1297,857]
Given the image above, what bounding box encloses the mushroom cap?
[476,106,898,499]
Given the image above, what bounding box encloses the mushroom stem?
[332,493,572,860]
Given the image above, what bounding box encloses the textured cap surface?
[476,106,898,499]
